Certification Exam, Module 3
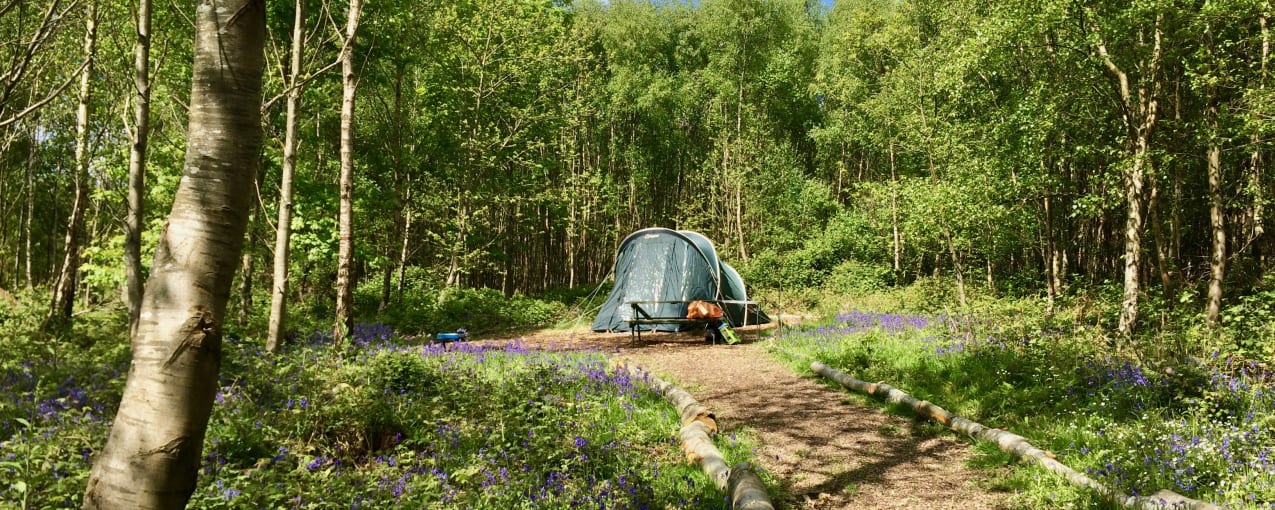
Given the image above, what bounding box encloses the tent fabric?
[591,228,771,332]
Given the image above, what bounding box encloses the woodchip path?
[484,329,1011,509]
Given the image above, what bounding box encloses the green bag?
[718,323,741,345]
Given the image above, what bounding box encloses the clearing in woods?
[479,328,1011,509]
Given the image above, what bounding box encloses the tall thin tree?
[125,0,154,337]
[1094,16,1163,337]
[48,0,98,327]
[333,0,363,346]
[81,0,266,506]
[266,0,307,353]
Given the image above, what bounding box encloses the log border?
[616,363,775,510]
[810,360,1226,510]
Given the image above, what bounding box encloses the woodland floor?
[476,326,1013,510]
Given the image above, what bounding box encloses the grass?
[0,303,763,508]
[769,306,1275,509]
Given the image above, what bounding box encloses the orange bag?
[686,300,724,320]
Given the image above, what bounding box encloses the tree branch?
[0,58,90,129]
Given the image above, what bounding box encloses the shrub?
[823,260,894,295]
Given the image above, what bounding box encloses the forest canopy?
[1,0,1273,346]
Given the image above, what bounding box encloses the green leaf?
[13,481,26,494]
[14,418,30,428]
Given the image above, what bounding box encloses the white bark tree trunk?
[266,0,307,353]
[1096,20,1162,337]
[48,0,97,327]
[124,0,152,337]
[333,0,363,346]
[24,117,36,289]
[81,1,265,507]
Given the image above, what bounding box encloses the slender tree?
[48,0,98,327]
[266,0,307,353]
[125,0,153,336]
[333,0,363,346]
[82,0,266,506]
[1093,13,1164,337]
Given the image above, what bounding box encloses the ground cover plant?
[1,313,752,509]
[770,306,1275,509]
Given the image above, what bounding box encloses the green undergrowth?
[1,305,762,508]
[770,304,1275,509]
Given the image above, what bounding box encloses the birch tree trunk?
[48,0,97,327]
[889,146,901,279]
[1096,20,1162,337]
[82,1,265,507]
[266,0,307,353]
[24,118,36,289]
[333,0,363,346]
[125,0,152,337]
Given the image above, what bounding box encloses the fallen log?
[617,363,775,510]
[811,361,1225,510]
[727,462,773,510]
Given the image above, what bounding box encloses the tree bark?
[1148,161,1175,304]
[1205,90,1225,328]
[238,166,263,327]
[1251,12,1269,264]
[1096,20,1162,337]
[942,225,967,308]
[1044,190,1059,313]
[82,1,265,507]
[266,0,307,353]
[24,117,36,289]
[889,146,901,280]
[380,66,406,312]
[47,0,97,327]
[397,184,412,298]
[124,0,152,337]
[333,0,363,346]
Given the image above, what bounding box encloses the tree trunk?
[266,0,307,353]
[1044,190,1059,313]
[889,146,901,280]
[1148,162,1175,304]
[942,226,967,308]
[1251,12,1269,265]
[380,66,406,312]
[1206,92,1225,328]
[238,164,264,327]
[397,186,412,297]
[24,119,36,289]
[47,0,97,327]
[333,0,363,346]
[1118,154,1147,337]
[81,1,265,507]
[238,220,256,326]
[1097,22,1162,337]
[124,0,152,337]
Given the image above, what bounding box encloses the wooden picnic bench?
[624,299,762,345]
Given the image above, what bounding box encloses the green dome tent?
[591,228,770,332]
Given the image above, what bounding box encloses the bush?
[354,268,571,337]
[823,260,894,295]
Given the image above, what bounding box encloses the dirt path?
[478,329,1010,509]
